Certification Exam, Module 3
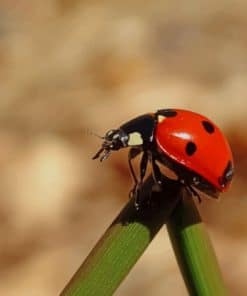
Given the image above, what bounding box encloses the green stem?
[60,176,181,296]
[167,193,228,296]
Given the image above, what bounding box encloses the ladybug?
[93,109,234,208]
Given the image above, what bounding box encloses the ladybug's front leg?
[128,148,141,187]
[128,148,148,209]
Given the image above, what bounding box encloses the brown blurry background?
[0,1,246,295]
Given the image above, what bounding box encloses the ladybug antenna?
[90,130,104,139]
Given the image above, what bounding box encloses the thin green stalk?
[167,192,228,296]
[61,176,181,296]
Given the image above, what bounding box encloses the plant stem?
[167,193,228,296]
[60,176,181,296]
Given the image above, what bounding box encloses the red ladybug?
[93,109,234,207]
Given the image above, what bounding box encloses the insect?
[93,109,234,208]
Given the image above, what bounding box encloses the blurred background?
[0,1,246,295]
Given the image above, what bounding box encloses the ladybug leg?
[190,186,201,203]
[134,151,148,208]
[184,183,202,203]
[128,148,142,206]
[150,155,163,192]
[128,148,141,187]
[140,150,148,181]
[128,149,149,209]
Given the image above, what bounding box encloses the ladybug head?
[92,129,129,161]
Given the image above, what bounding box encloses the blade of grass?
[167,192,228,296]
[60,176,181,296]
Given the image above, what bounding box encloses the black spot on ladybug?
[202,121,215,134]
[218,161,234,187]
[186,142,197,156]
[156,109,177,117]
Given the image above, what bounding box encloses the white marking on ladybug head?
[158,115,165,123]
[127,132,143,146]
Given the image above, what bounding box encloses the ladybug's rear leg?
[188,185,202,203]
[181,180,202,203]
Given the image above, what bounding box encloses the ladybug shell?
[155,109,234,192]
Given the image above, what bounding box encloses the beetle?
[93,109,234,208]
